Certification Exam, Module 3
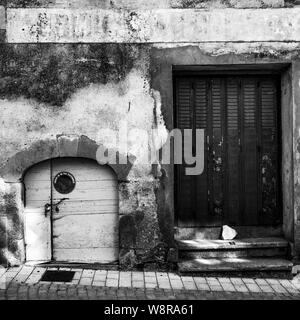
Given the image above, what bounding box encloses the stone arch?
[0,135,135,183]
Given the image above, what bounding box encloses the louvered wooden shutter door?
[176,78,212,226]
[226,78,241,225]
[176,78,196,226]
[194,79,210,225]
[175,75,280,227]
[260,79,280,225]
[207,79,224,225]
[242,79,260,225]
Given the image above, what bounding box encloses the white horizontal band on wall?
[6,8,300,43]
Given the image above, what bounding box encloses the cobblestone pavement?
[1,266,300,300]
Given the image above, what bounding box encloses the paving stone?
[106,279,119,287]
[170,279,184,290]
[72,271,82,280]
[183,281,197,290]
[119,279,131,287]
[230,278,244,285]
[145,276,157,283]
[208,285,223,292]
[157,281,171,289]
[234,284,249,292]
[245,283,261,292]
[79,278,93,286]
[82,270,95,278]
[206,277,220,285]
[195,282,210,291]
[107,271,119,279]
[181,276,194,282]
[218,277,231,283]
[279,279,293,287]
[220,283,236,292]
[255,279,268,286]
[259,285,274,293]
[132,281,144,288]
[243,278,256,284]
[92,281,105,287]
[144,271,156,277]
[271,284,288,294]
[266,279,281,285]
[194,277,207,284]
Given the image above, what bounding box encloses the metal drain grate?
[40,270,75,282]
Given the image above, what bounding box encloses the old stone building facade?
[1,0,300,275]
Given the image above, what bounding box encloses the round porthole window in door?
[53,172,76,194]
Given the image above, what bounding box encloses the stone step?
[178,237,289,259]
[178,258,293,278]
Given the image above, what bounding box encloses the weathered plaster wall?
[0,44,170,267]
[2,42,300,266]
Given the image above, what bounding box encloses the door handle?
[53,198,69,213]
[44,198,69,216]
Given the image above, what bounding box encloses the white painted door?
[24,158,119,263]
[24,161,52,262]
[51,158,119,263]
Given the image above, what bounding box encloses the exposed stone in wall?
[0,181,25,266]
[119,179,172,269]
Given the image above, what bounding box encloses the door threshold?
[25,261,119,270]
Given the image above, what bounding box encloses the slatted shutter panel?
[207,79,224,225]
[226,78,240,225]
[176,78,195,226]
[242,79,259,225]
[195,79,209,225]
[260,79,280,225]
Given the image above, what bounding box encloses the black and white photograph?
[0,0,300,309]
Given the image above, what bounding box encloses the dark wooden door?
[175,75,281,227]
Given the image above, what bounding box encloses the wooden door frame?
[173,68,284,228]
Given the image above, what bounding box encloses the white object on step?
[221,225,238,240]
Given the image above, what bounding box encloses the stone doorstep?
[178,257,293,275]
[177,237,289,250]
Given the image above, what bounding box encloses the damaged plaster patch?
[0,180,24,266]
[0,68,167,178]
[0,44,140,106]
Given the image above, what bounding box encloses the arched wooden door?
[24,158,119,263]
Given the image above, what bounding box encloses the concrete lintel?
[6,8,300,43]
